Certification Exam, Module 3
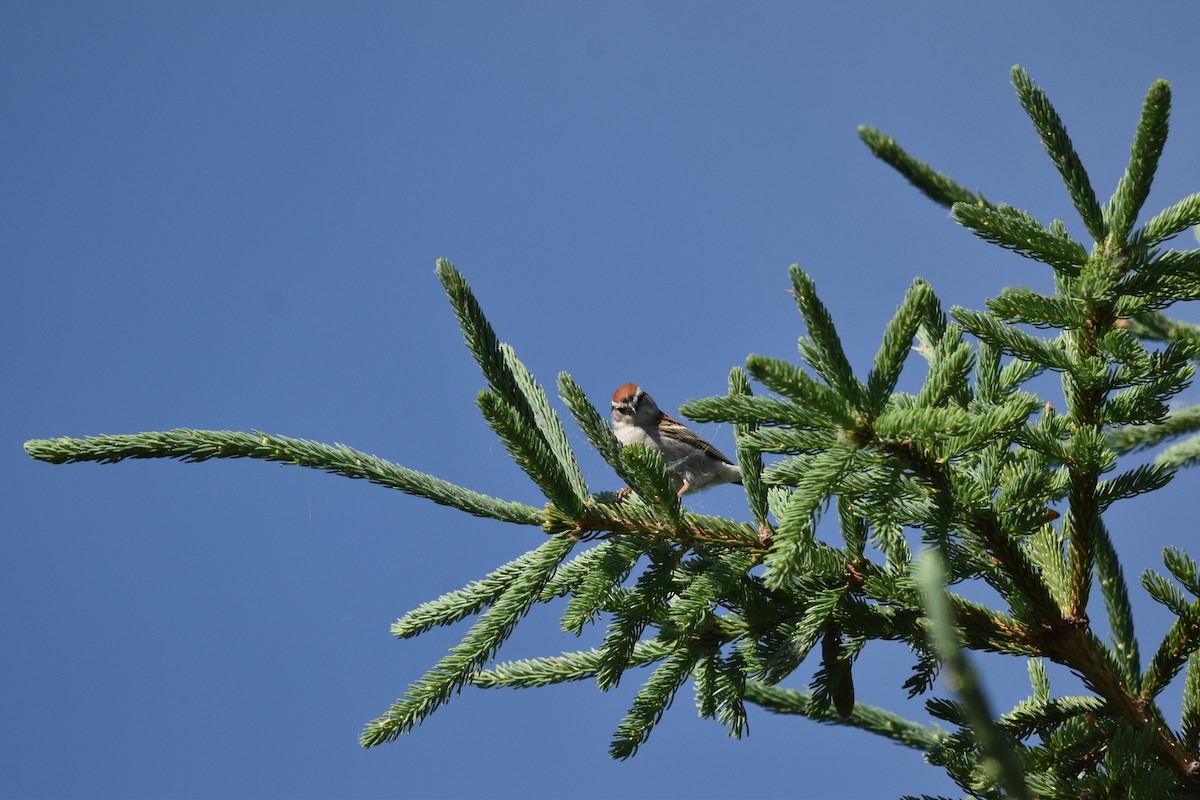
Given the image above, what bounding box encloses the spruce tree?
[25,67,1200,798]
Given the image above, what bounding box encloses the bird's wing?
[660,414,737,465]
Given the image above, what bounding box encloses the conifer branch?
[1065,428,1105,622]
[915,327,975,409]
[558,538,652,634]
[866,279,935,415]
[392,548,548,639]
[1037,626,1198,788]
[360,535,573,746]
[1094,520,1141,686]
[438,260,588,510]
[1164,547,1200,599]
[871,406,974,440]
[739,427,836,455]
[609,649,696,759]
[477,389,587,516]
[1137,193,1200,247]
[986,289,1086,330]
[1156,434,1200,470]
[1094,464,1175,512]
[1182,652,1200,754]
[699,651,750,739]
[1011,66,1106,243]
[790,266,867,411]
[24,430,544,526]
[1001,694,1106,741]
[1107,80,1171,243]
[857,126,992,210]
[596,550,681,692]
[542,500,765,551]
[1029,658,1050,703]
[1139,598,1200,703]
[1143,570,1190,616]
[952,307,1073,370]
[1120,309,1200,346]
[729,367,770,531]
[767,443,860,588]
[918,550,1032,800]
[997,353,1046,396]
[742,354,856,426]
[667,552,756,641]
[470,639,673,688]
[953,203,1088,277]
[1140,554,1200,705]
[540,541,624,602]
[500,345,590,504]
[681,392,847,429]
[884,437,1060,621]
[744,681,945,751]
[787,586,846,671]
[1117,249,1200,305]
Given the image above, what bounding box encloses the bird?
[610,383,742,497]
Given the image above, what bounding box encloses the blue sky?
[5,3,1200,798]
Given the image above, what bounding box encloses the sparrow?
[610,383,743,496]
